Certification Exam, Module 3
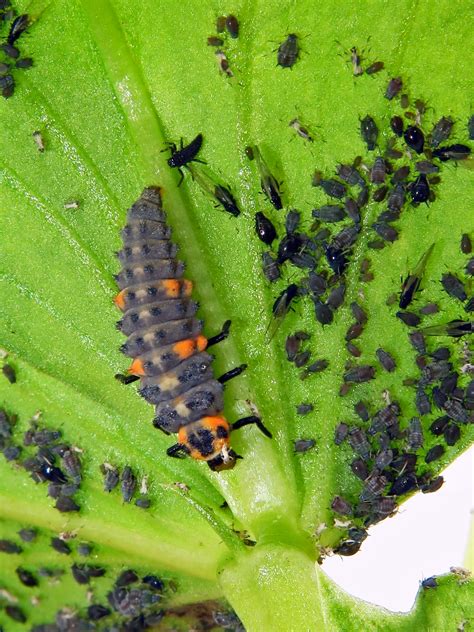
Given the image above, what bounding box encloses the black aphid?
[312,172,347,199]
[116,569,139,587]
[78,543,92,556]
[366,61,384,75]
[216,15,226,32]
[331,496,352,516]
[345,323,363,341]
[351,458,369,480]
[415,160,439,175]
[429,117,454,147]
[62,449,81,483]
[344,198,361,223]
[407,417,423,450]
[391,166,410,183]
[357,185,369,207]
[373,186,389,204]
[0,539,22,553]
[252,145,283,209]
[16,567,38,587]
[0,43,20,59]
[5,605,26,623]
[430,416,450,436]
[327,283,346,309]
[2,363,16,383]
[87,604,111,621]
[214,185,240,216]
[7,14,29,45]
[121,465,136,503]
[373,222,398,242]
[354,401,369,421]
[421,476,444,494]
[312,205,346,222]
[336,164,365,187]
[360,473,388,501]
[376,348,396,372]
[404,126,424,154]
[370,157,386,184]
[350,302,367,325]
[420,302,439,315]
[390,116,404,137]
[334,422,349,445]
[285,209,301,233]
[294,350,310,368]
[384,184,404,214]
[294,438,316,453]
[433,144,471,161]
[72,563,106,584]
[277,34,299,68]
[444,423,461,446]
[376,448,394,469]
[421,576,438,589]
[348,428,371,459]
[389,472,417,496]
[425,444,445,463]
[55,496,80,512]
[296,403,313,416]
[225,15,239,38]
[261,251,280,283]
[410,174,430,204]
[143,574,165,591]
[207,36,224,46]
[255,212,277,245]
[51,537,71,555]
[443,399,468,424]
[313,298,333,325]
[301,359,329,378]
[344,365,375,383]
[441,273,467,302]
[101,463,120,492]
[396,311,421,327]
[385,77,403,100]
[360,115,378,150]
[346,342,361,357]
[18,528,37,542]
[399,244,434,309]
[335,541,361,556]
[461,234,472,254]
[167,134,203,180]
[415,387,431,416]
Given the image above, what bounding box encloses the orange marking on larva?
[114,290,126,311]
[196,335,208,352]
[183,279,193,295]
[128,358,146,376]
[201,416,230,432]
[173,339,196,360]
[163,279,180,297]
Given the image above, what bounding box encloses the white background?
[323,447,473,612]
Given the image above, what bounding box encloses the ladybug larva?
[114,187,271,471]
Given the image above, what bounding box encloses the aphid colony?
[0,5,32,98]
[114,186,271,470]
[228,68,472,547]
[0,408,83,513]
[1,525,173,629]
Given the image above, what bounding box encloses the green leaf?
[0,0,473,629]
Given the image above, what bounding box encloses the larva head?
[177,416,232,465]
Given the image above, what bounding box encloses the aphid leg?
[218,364,247,384]
[232,415,272,438]
[166,443,189,459]
[207,320,232,347]
[177,168,185,187]
[114,373,140,385]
